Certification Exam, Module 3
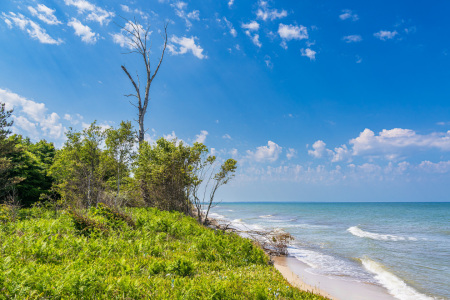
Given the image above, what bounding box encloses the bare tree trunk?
[120,19,168,145]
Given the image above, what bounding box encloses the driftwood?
[211,220,294,256]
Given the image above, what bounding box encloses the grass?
[0,205,327,299]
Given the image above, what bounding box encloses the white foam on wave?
[283,223,329,229]
[259,215,273,218]
[362,258,435,300]
[289,247,375,283]
[348,226,418,242]
[209,212,225,219]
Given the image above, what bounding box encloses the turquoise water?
[210,203,450,300]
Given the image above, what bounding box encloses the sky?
[1,0,450,202]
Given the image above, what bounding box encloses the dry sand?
[273,256,334,299]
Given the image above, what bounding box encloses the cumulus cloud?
[419,161,450,174]
[64,0,114,25]
[222,134,232,140]
[350,128,450,156]
[68,18,98,44]
[120,4,130,12]
[28,4,61,25]
[247,141,282,163]
[343,35,362,43]
[310,128,450,163]
[242,21,259,31]
[301,48,316,60]
[0,88,66,139]
[286,148,297,160]
[374,30,398,41]
[2,12,63,45]
[256,0,287,21]
[339,9,359,21]
[308,140,326,158]
[171,1,199,29]
[168,35,206,59]
[278,23,308,49]
[111,21,147,49]
[242,21,261,47]
[228,0,234,8]
[222,17,237,37]
[194,130,208,143]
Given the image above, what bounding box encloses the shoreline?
[208,216,397,300]
[272,256,334,299]
[273,256,397,300]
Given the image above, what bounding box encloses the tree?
[50,122,108,208]
[7,135,55,207]
[105,121,135,205]
[120,18,168,145]
[0,103,22,200]
[134,137,237,219]
[190,156,237,225]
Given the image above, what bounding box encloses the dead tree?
[119,18,168,145]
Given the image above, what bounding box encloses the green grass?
[0,206,327,299]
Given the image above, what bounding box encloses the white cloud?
[301,48,316,60]
[419,161,450,174]
[120,4,130,12]
[278,23,308,49]
[28,4,61,25]
[350,128,450,156]
[222,134,232,140]
[68,18,98,44]
[163,131,177,140]
[343,35,362,43]
[0,88,66,139]
[246,32,261,48]
[171,1,199,29]
[187,10,200,20]
[308,140,326,158]
[195,130,208,143]
[339,9,359,21]
[2,12,63,45]
[111,21,147,49]
[311,128,450,163]
[64,0,114,25]
[256,0,287,21]
[168,35,207,59]
[247,141,282,163]
[286,148,297,160]
[328,145,351,162]
[374,30,398,41]
[242,21,259,31]
[222,17,237,37]
[264,55,273,68]
[228,0,234,8]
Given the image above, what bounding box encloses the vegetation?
[0,206,326,299]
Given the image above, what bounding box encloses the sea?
[209,202,449,300]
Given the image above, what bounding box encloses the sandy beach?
[273,256,397,300]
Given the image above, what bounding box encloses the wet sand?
[273,256,397,300]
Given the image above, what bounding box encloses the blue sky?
[1,0,450,202]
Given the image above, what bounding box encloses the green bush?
[0,207,327,299]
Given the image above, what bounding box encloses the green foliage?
[50,122,113,208]
[93,203,136,228]
[0,207,326,299]
[0,103,21,199]
[68,209,109,236]
[7,135,56,207]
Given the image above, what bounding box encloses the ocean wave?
[283,223,329,229]
[361,258,435,300]
[348,226,418,241]
[289,247,375,282]
[209,213,225,219]
[259,215,273,218]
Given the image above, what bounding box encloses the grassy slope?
[0,207,326,299]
